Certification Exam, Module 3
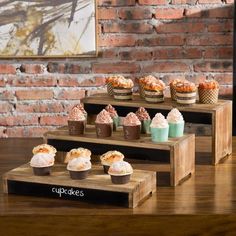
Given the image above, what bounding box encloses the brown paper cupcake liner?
[170,85,177,101]
[110,174,131,184]
[107,82,114,96]
[69,170,90,180]
[123,125,141,140]
[68,120,85,135]
[139,83,145,98]
[33,166,51,176]
[198,88,219,104]
[103,165,110,174]
[95,123,113,138]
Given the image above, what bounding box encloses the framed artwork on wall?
[0,0,97,58]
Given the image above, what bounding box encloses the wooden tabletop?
[1,138,236,235]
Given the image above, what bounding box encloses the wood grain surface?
[0,138,236,235]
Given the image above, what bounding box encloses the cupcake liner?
[107,82,114,96]
[110,174,131,184]
[95,123,113,138]
[176,91,196,105]
[103,165,110,174]
[169,122,184,138]
[151,126,169,142]
[170,85,177,101]
[198,88,219,104]
[112,116,120,131]
[144,89,164,103]
[69,170,90,180]
[113,87,132,100]
[33,166,51,176]
[139,83,145,98]
[68,120,85,135]
[141,120,151,134]
[123,125,141,140]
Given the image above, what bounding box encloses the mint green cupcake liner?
[151,126,169,142]
[168,122,184,138]
[141,120,151,134]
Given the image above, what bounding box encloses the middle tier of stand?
[44,125,195,186]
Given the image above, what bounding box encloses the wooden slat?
[82,94,231,113]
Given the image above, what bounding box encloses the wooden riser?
[3,164,156,208]
[44,126,195,187]
[82,94,232,165]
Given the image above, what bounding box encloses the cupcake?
[108,161,133,184]
[68,105,86,135]
[31,144,57,176]
[169,79,186,101]
[198,79,219,104]
[95,109,113,138]
[135,107,151,134]
[175,81,197,105]
[64,148,91,163]
[139,75,158,98]
[123,112,141,140]
[106,76,122,96]
[100,150,124,174]
[150,113,169,142]
[112,77,134,100]
[105,104,119,131]
[144,79,166,103]
[67,157,92,180]
[167,108,185,138]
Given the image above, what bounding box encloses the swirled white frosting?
[67,157,91,171]
[150,113,168,128]
[167,108,184,123]
[30,153,55,167]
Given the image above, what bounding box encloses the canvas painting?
[0,0,97,57]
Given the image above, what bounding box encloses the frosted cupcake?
[167,108,185,138]
[169,79,186,101]
[108,161,133,184]
[113,78,134,100]
[106,76,121,96]
[100,150,124,174]
[135,107,151,134]
[150,113,169,142]
[67,157,92,180]
[95,109,113,138]
[139,75,158,98]
[105,104,119,131]
[144,79,166,103]
[68,106,86,135]
[30,144,57,176]
[175,81,197,105]
[198,79,219,104]
[123,112,141,140]
[64,148,92,163]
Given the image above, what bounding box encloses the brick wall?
[0,0,233,137]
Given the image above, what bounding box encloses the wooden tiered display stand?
[3,164,156,208]
[82,94,232,165]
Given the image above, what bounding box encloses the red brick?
[40,116,67,126]
[0,115,38,126]
[0,102,12,113]
[204,47,233,59]
[87,88,108,96]
[98,0,136,6]
[156,22,205,33]
[99,35,136,47]
[194,61,232,72]
[138,0,167,5]
[58,76,106,87]
[10,75,57,87]
[92,62,140,73]
[184,8,203,18]
[6,127,54,137]
[20,64,45,74]
[47,62,89,74]
[98,8,117,20]
[155,8,184,19]
[16,90,53,100]
[103,22,153,34]
[208,20,233,32]
[214,74,232,85]
[187,34,233,46]
[0,64,16,74]
[100,49,118,58]
[118,8,152,20]
[198,0,222,3]
[16,102,64,113]
[143,62,189,73]
[153,48,202,59]
[225,0,234,3]
[56,89,85,100]
[0,91,14,100]
[171,0,196,4]
[136,35,185,46]
[218,85,232,99]
[209,7,233,18]
[119,50,153,61]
